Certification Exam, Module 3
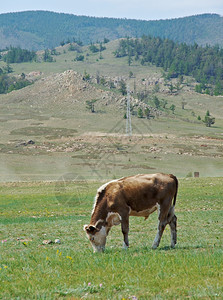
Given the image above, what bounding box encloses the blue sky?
[1,0,223,20]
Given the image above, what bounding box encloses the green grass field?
[0,177,222,299]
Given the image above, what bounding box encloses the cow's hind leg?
[169,214,177,248]
[152,219,167,249]
[152,203,169,249]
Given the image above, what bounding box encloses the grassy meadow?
[0,177,222,299]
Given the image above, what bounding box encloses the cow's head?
[83,222,107,252]
[84,220,108,252]
[84,213,122,252]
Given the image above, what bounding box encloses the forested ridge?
[2,47,37,63]
[0,11,223,50]
[115,36,223,95]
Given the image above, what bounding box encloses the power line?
[126,85,132,136]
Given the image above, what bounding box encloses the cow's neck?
[90,204,108,227]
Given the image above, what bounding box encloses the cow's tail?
[167,174,178,223]
[172,174,178,207]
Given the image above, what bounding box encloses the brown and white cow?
[84,173,178,252]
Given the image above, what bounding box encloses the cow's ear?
[83,224,89,232]
[83,224,99,234]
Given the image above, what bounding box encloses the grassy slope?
[0,41,223,181]
[0,178,222,299]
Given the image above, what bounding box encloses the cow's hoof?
[123,242,129,250]
[152,244,158,250]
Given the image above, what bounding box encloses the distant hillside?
[0,11,223,50]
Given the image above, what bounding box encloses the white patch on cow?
[92,179,120,215]
[90,226,107,252]
[152,204,161,249]
[152,232,160,249]
[97,180,118,194]
[96,226,106,240]
[152,224,161,248]
[83,224,88,231]
[94,219,104,227]
[106,212,122,226]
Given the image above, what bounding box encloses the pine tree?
[137,108,143,118]
[203,111,215,127]
[86,99,98,113]
[119,80,127,95]
[170,104,176,114]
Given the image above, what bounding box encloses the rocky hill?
[1,69,162,117]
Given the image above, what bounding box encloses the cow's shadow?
[129,244,206,252]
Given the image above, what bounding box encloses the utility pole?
[126,85,132,136]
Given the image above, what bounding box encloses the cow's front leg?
[121,215,129,249]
